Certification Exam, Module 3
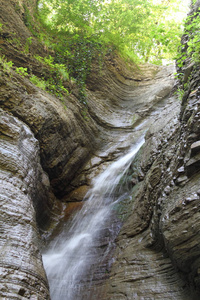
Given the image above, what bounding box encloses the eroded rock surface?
[103,98,194,299]
[0,59,177,299]
[103,21,200,300]
[1,0,200,299]
[0,22,179,297]
[0,109,50,299]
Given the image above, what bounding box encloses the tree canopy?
[38,0,188,64]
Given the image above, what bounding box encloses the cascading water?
[42,136,145,300]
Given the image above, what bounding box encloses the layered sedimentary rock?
[1,0,200,299]
[0,109,50,299]
[103,4,200,299]
[0,1,176,298]
[104,104,200,298]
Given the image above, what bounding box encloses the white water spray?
[42,136,145,300]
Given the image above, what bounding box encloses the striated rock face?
[0,109,50,299]
[103,90,200,297]
[103,4,200,299]
[103,99,193,299]
[0,72,98,199]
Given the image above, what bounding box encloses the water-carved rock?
[0,109,50,299]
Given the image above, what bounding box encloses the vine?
[52,34,106,105]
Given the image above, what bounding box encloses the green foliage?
[184,9,200,63]
[14,2,21,13]
[0,54,68,101]
[15,66,28,76]
[24,37,33,53]
[30,74,47,90]
[59,35,103,104]
[176,87,185,101]
[0,56,14,75]
[38,0,186,65]
[0,56,29,79]
[11,37,22,48]
[23,5,33,28]
[81,107,90,120]
[34,54,69,81]
[37,34,105,104]
[35,0,188,106]
[176,8,200,70]
[22,4,40,37]
[30,72,69,99]
[175,7,200,101]
[34,54,69,98]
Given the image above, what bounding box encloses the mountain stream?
[42,136,145,300]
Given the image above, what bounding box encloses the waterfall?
[42,136,145,300]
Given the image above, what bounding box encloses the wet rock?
[148,164,162,188]
[177,166,185,174]
[103,76,200,299]
[63,202,84,220]
[191,141,200,156]
[186,153,200,176]
[62,185,89,202]
[164,185,171,195]
[176,175,188,186]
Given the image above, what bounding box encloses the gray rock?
[191,140,200,156]
[0,109,50,299]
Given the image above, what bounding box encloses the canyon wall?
[0,1,173,298]
[103,2,200,299]
[1,0,200,299]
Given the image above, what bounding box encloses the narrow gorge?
[1,0,200,299]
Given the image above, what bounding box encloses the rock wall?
[0,109,50,299]
[103,2,200,299]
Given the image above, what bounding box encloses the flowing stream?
[43,136,145,300]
